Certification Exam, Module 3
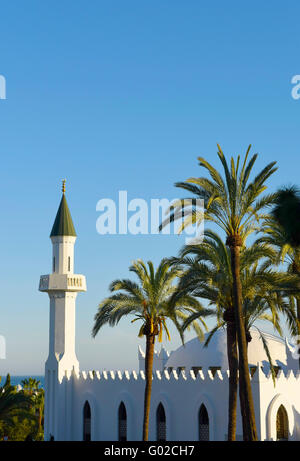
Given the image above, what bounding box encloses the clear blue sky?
[1,0,300,374]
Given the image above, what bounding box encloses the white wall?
[56,369,246,441]
[48,363,300,441]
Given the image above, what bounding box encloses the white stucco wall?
[55,369,245,441]
[46,365,300,442]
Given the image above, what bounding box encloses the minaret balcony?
[39,274,87,292]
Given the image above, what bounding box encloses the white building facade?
[39,189,300,441]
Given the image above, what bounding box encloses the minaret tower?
[39,181,86,440]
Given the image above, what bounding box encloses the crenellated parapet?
[62,364,300,386]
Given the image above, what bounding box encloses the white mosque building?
[39,187,300,441]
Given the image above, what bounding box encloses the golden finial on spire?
[62,179,66,194]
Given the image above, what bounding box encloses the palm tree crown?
[93,258,208,343]
[161,145,277,243]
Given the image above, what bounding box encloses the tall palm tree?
[169,231,237,440]
[170,231,296,440]
[172,231,297,440]
[160,145,277,440]
[92,258,210,441]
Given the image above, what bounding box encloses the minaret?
[39,181,86,440]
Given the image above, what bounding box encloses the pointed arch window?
[156,403,166,441]
[276,405,288,441]
[83,401,91,441]
[118,402,127,441]
[199,404,209,441]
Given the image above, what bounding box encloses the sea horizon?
[1,375,45,388]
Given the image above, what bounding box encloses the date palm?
[168,230,238,440]
[92,258,209,441]
[160,145,278,440]
[171,231,297,440]
[257,215,300,367]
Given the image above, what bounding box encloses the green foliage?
[272,186,300,248]
[0,375,44,441]
[256,216,300,337]
[0,415,37,441]
[93,258,211,344]
[21,378,42,394]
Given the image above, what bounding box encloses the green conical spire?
[50,181,76,237]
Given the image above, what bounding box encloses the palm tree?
[170,231,296,440]
[0,375,33,429]
[169,230,237,440]
[160,145,277,440]
[21,378,41,395]
[172,231,297,440]
[256,215,300,367]
[92,258,210,441]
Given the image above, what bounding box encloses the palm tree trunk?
[228,238,257,441]
[238,330,252,441]
[226,318,238,441]
[39,407,42,433]
[142,333,155,441]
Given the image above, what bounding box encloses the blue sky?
[1,0,300,374]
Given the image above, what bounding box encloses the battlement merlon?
[65,367,300,384]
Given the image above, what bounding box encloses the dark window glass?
[118,402,127,441]
[83,401,91,441]
[199,404,209,441]
[156,403,166,441]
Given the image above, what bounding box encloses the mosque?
[39,186,300,441]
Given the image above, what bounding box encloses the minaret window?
[53,257,55,272]
[68,256,71,272]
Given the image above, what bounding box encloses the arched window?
[118,402,127,441]
[156,403,166,441]
[276,405,288,441]
[83,401,91,441]
[199,404,209,441]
